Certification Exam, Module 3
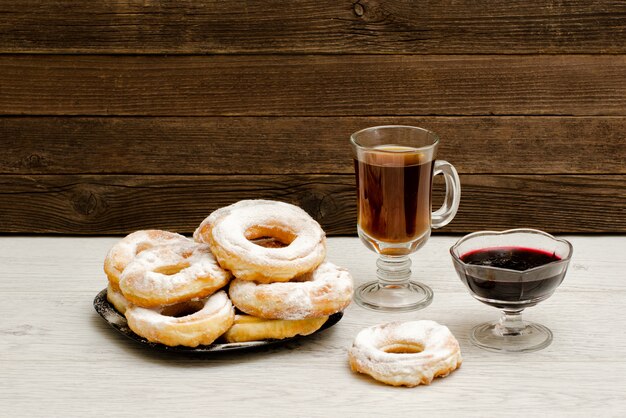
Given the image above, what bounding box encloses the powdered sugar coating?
[229,261,354,319]
[127,291,231,325]
[349,320,462,387]
[223,314,328,343]
[106,283,131,314]
[104,230,188,287]
[198,200,326,282]
[119,241,231,307]
[125,291,234,347]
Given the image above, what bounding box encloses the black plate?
[93,289,343,353]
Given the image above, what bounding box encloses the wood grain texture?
[0,174,623,234]
[2,116,625,175]
[1,1,625,54]
[1,236,625,417]
[1,55,625,116]
[0,174,355,235]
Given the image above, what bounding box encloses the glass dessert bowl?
[450,229,573,353]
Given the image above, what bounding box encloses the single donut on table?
[106,283,131,314]
[125,291,235,347]
[194,200,326,283]
[229,261,353,320]
[104,230,188,290]
[119,241,231,308]
[222,314,328,343]
[348,320,462,387]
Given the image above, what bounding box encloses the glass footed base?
[354,280,433,312]
[470,320,553,353]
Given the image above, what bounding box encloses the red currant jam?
[459,247,564,305]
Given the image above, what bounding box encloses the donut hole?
[135,242,153,255]
[160,301,204,318]
[250,237,289,248]
[381,343,425,354]
[153,262,191,276]
[245,225,296,248]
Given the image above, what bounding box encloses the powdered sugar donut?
[222,314,328,343]
[119,241,231,308]
[104,230,188,290]
[349,320,462,387]
[229,261,353,319]
[195,200,326,283]
[125,291,234,347]
[106,283,131,314]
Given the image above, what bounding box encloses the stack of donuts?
[103,200,354,347]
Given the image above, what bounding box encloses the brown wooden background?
[1,1,625,235]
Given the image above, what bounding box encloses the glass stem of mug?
[376,255,412,287]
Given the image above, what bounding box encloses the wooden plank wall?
[0,0,625,235]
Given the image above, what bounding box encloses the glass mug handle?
[431,160,461,229]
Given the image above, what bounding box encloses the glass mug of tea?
[351,125,461,312]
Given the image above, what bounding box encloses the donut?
[106,283,131,314]
[125,291,235,347]
[119,241,231,308]
[222,314,328,343]
[228,261,353,319]
[348,320,462,387]
[194,200,326,283]
[104,230,188,290]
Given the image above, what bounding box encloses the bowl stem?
[496,309,526,336]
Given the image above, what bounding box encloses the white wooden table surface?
[1,235,625,417]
